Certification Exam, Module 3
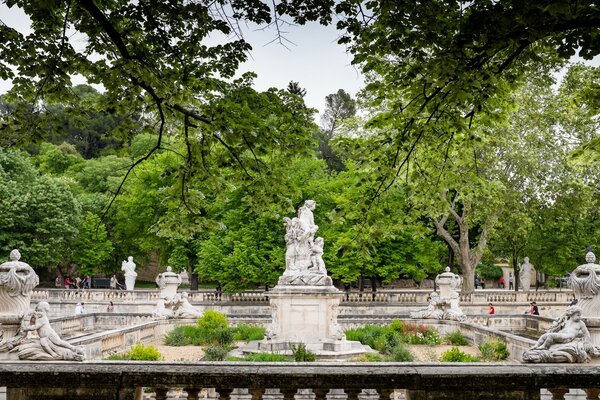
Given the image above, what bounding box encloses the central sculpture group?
[280,200,331,286]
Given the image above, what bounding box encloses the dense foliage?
[0,1,597,289]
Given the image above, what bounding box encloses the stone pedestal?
[260,285,342,346]
[243,285,370,359]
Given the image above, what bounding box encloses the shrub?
[479,340,509,361]
[390,344,414,361]
[164,327,189,346]
[106,343,163,361]
[439,347,479,362]
[197,310,229,331]
[290,343,316,362]
[233,324,265,341]
[444,331,469,346]
[244,352,290,362]
[128,343,164,361]
[203,345,229,361]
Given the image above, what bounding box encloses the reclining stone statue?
[13,301,85,361]
[523,305,600,363]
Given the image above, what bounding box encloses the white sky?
[1,3,598,117]
[0,3,364,118]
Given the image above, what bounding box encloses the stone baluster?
[155,387,169,400]
[184,388,201,400]
[547,388,568,399]
[249,388,265,400]
[345,389,361,400]
[312,389,327,400]
[584,389,600,399]
[377,389,393,400]
[280,389,297,400]
[217,388,234,400]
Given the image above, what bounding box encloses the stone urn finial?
[586,251,596,264]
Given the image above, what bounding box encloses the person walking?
[107,301,114,312]
[508,273,514,290]
[499,276,505,289]
[488,303,495,315]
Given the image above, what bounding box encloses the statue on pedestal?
[523,305,600,363]
[569,251,600,318]
[278,200,332,286]
[121,256,137,291]
[519,257,533,292]
[410,267,467,322]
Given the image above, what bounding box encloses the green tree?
[71,212,114,275]
[317,89,357,171]
[0,149,80,269]
[333,1,600,191]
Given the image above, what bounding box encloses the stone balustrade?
[31,288,574,305]
[1,362,600,400]
[31,288,574,320]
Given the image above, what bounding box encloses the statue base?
[235,284,372,360]
[0,316,25,360]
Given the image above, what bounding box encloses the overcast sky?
[1,3,598,118]
[0,3,364,118]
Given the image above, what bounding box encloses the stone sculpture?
[121,256,137,291]
[155,266,182,299]
[569,251,600,318]
[410,267,467,322]
[173,292,201,318]
[2,302,85,361]
[0,250,39,318]
[523,305,600,363]
[279,200,332,286]
[519,257,533,292]
[152,296,175,319]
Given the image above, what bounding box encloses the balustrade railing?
[1,362,599,400]
[30,288,574,305]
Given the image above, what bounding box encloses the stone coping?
[0,362,600,390]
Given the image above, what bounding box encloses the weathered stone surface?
[278,200,332,287]
[523,305,600,363]
[569,251,600,318]
[410,267,467,322]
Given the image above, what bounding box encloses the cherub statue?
[15,301,85,361]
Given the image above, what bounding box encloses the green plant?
[105,353,128,360]
[197,310,229,331]
[243,352,290,362]
[479,340,510,361]
[233,324,265,341]
[290,343,316,362]
[444,331,469,346]
[203,346,229,361]
[128,343,164,361]
[439,347,480,362]
[390,344,414,361]
[106,343,164,361]
[164,327,189,346]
